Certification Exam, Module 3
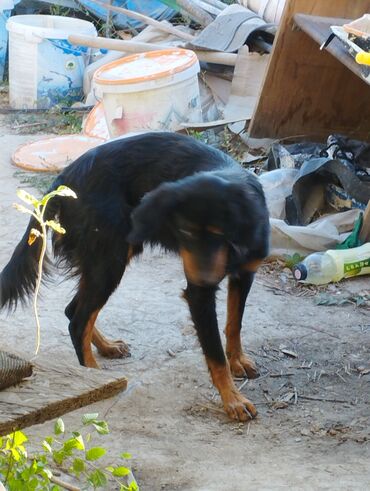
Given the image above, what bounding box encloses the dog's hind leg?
[184,283,257,422]
[67,258,127,367]
[225,272,259,379]
[65,295,130,359]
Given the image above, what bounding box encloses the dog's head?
[128,173,269,286]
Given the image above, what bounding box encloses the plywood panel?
[0,359,127,435]
[249,0,370,141]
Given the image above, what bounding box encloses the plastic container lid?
[293,264,307,281]
[93,49,200,93]
[83,102,109,141]
[12,135,102,172]
[6,14,97,40]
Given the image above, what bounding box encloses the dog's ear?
[128,182,179,244]
[227,179,269,244]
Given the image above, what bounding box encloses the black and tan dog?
[0,132,269,421]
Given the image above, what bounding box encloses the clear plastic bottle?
[293,243,370,285]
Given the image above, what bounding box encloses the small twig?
[301,325,340,339]
[270,372,295,378]
[50,476,81,491]
[299,395,351,404]
[12,122,47,129]
[238,378,249,392]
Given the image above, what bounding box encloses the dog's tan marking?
[180,247,227,285]
[206,225,224,235]
[206,357,257,421]
[92,328,130,359]
[82,310,100,368]
[127,245,135,263]
[180,248,199,284]
[242,259,263,273]
[225,279,259,379]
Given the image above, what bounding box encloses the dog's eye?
[210,229,224,236]
[206,226,224,236]
[179,228,194,238]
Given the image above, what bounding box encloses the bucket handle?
[23,31,44,43]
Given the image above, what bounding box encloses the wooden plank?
[248,0,370,141]
[68,34,238,66]
[0,360,127,436]
[294,14,368,82]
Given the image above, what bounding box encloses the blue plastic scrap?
[79,0,175,29]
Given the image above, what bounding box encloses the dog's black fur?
[0,132,269,420]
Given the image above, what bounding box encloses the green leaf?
[27,477,39,490]
[82,413,99,425]
[16,189,39,206]
[106,466,114,473]
[54,418,65,435]
[121,452,132,459]
[45,220,66,234]
[39,186,77,208]
[52,449,65,465]
[13,202,33,215]
[42,440,52,453]
[72,433,85,451]
[284,252,305,269]
[55,185,77,199]
[93,421,109,435]
[112,466,130,477]
[13,430,28,446]
[85,447,106,461]
[88,468,107,487]
[64,434,85,452]
[43,468,53,479]
[45,436,54,445]
[21,466,32,480]
[72,457,85,474]
[10,447,21,461]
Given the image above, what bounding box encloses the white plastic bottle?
[293,243,370,285]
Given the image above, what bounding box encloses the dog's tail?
[0,215,51,310]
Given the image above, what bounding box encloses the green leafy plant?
[284,252,305,270]
[14,186,77,354]
[0,414,138,490]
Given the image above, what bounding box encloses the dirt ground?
[0,131,370,491]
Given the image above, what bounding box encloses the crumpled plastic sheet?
[269,209,361,257]
[260,170,361,256]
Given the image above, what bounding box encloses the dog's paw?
[229,353,259,379]
[223,392,257,421]
[97,339,131,359]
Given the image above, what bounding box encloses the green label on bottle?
[344,257,370,277]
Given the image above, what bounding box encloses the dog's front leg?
[225,271,259,379]
[184,283,257,421]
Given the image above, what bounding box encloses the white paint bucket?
[240,0,286,24]
[93,48,202,138]
[6,15,97,109]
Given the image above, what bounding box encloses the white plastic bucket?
[93,48,202,138]
[240,0,286,24]
[6,15,97,109]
